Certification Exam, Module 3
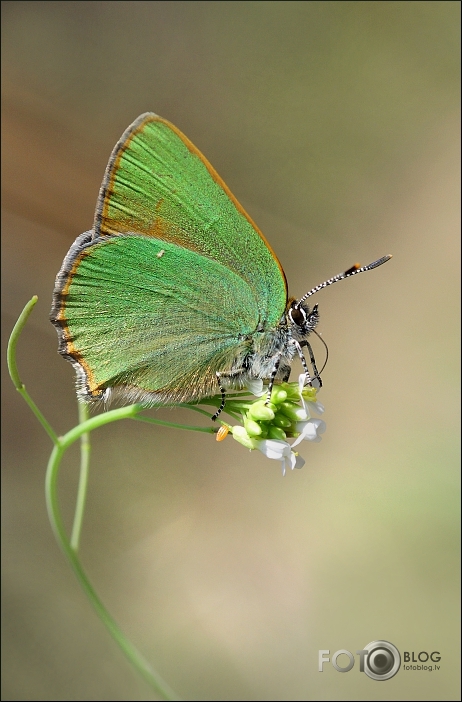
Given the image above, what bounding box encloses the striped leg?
[265,355,282,404]
[292,339,313,387]
[211,372,226,421]
[300,339,322,387]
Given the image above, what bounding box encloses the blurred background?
[1,2,460,700]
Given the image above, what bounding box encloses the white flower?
[254,438,305,476]
[286,405,309,421]
[291,418,326,447]
[308,400,325,415]
[298,373,325,416]
[228,377,326,476]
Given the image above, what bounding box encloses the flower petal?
[256,439,292,460]
[308,401,325,415]
[291,418,326,447]
[290,452,305,470]
[245,378,265,396]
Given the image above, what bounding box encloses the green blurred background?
[2,2,460,700]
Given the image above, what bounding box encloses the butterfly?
[51,113,391,418]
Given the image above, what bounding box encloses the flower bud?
[267,425,287,440]
[231,426,256,450]
[283,383,302,401]
[272,412,292,428]
[270,387,287,404]
[248,401,275,421]
[278,401,308,421]
[244,417,263,437]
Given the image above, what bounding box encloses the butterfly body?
[51,113,390,410]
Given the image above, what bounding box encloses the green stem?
[55,405,214,445]
[7,296,38,389]
[60,404,143,442]
[70,403,91,551]
[7,296,58,444]
[9,297,251,699]
[133,414,214,433]
[16,386,59,444]
[177,403,215,418]
[46,416,181,701]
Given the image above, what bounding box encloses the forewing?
[95,113,287,328]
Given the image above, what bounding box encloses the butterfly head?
[287,300,319,339]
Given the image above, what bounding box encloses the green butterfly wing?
[52,113,288,403]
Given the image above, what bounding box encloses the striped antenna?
[295,255,392,309]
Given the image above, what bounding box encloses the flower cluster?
[224,375,326,475]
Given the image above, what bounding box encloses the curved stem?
[7,296,38,389]
[46,419,181,701]
[70,403,91,551]
[8,297,258,700]
[7,296,58,444]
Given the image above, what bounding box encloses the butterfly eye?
[289,305,306,327]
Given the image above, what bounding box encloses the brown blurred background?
[2,2,460,700]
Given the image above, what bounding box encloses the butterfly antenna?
[295,255,392,309]
[313,329,329,375]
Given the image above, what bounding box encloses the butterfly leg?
[291,339,313,388]
[211,372,226,421]
[300,340,322,388]
[266,356,282,404]
[266,357,294,402]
